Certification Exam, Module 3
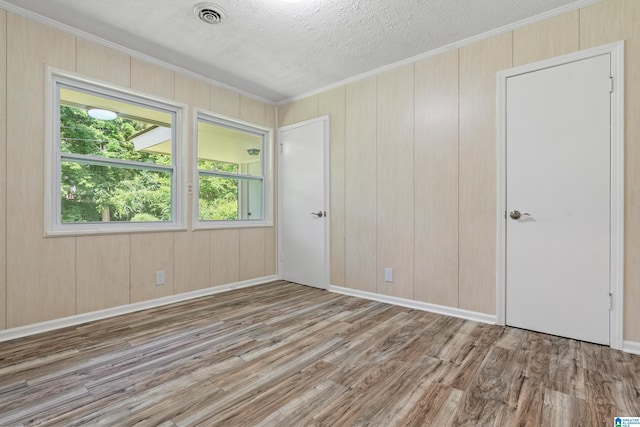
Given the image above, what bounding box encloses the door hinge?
[279,143,283,153]
[609,77,614,93]
[609,292,613,310]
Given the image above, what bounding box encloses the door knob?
[509,210,531,220]
[311,211,324,218]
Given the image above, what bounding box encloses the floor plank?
[0,280,638,426]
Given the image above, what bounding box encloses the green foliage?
[131,213,160,222]
[59,105,242,223]
[198,173,238,220]
[60,105,172,223]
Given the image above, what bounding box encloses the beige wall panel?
[7,237,76,328]
[0,10,6,329]
[458,33,512,315]
[376,64,415,299]
[622,0,640,341]
[240,96,267,126]
[239,228,266,281]
[174,231,210,294]
[210,229,240,286]
[76,38,131,87]
[264,227,276,276]
[174,73,210,109]
[294,96,319,122]
[210,85,240,119]
[319,86,346,287]
[278,102,295,127]
[413,50,459,307]
[266,104,276,129]
[130,233,175,303]
[6,13,77,327]
[345,77,377,293]
[130,58,174,100]
[579,0,623,49]
[76,235,130,313]
[513,12,579,67]
[175,73,210,229]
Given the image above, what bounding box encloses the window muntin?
[47,70,185,235]
[196,115,269,226]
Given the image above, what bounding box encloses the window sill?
[44,222,187,237]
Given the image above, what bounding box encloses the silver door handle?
[311,211,324,218]
[509,210,531,220]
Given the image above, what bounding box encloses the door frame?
[496,41,625,349]
[277,116,331,289]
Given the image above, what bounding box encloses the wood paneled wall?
[345,77,377,293]
[279,0,640,342]
[458,32,512,314]
[620,0,640,343]
[0,11,276,329]
[376,65,415,299]
[413,50,459,308]
[0,10,6,330]
[7,13,77,328]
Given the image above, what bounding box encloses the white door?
[505,54,611,345]
[278,117,329,289]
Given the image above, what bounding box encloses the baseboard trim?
[328,285,497,325]
[0,275,278,343]
[623,340,640,355]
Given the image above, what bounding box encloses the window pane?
[199,175,263,221]
[197,120,262,176]
[197,159,238,173]
[61,161,172,223]
[59,87,173,166]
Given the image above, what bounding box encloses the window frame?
[45,67,188,236]
[194,110,274,229]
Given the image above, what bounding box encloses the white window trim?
[193,110,274,229]
[45,67,188,236]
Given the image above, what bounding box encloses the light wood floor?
[0,281,638,426]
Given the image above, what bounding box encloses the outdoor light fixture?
[88,108,117,120]
[247,148,260,156]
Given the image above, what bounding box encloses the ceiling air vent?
[193,3,225,24]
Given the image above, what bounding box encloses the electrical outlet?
[155,270,165,286]
[384,268,393,283]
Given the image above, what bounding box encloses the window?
[196,112,272,228]
[46,69,186,235]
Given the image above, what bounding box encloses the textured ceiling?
[2,0,591,102]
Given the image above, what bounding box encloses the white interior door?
[505,53,612,345]
[278,116,329,289]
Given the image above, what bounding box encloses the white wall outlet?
[155,270,165,286]
[384,268,393,283]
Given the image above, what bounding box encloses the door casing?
[496,41,624,349]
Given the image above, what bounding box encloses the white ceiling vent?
[193,3,225,24]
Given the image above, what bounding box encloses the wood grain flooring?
[0,280,638,426]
